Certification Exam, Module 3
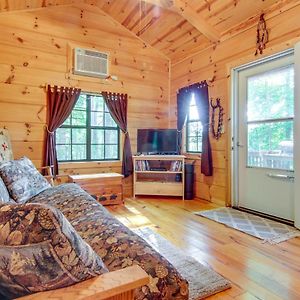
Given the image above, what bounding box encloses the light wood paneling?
[0,4,170,197]
[171,3,300,205]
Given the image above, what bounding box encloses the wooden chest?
[68,173,124,206]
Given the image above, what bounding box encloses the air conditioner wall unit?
[73,48,109,78]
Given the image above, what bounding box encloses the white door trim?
[231,48,294,209]
[294,42,300,228]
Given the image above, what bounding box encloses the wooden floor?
[107,197,300,300]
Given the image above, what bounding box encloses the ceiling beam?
[143,0,220,42]
[0,0,82,14]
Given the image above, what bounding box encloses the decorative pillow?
[0,177,11,205]
[0,129,13,163]
[0,157,51,203]
[0,203,108,299]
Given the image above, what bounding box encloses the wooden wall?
[170,3,300,205]
[0,4,170,197]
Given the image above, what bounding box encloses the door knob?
[237,142,244,147]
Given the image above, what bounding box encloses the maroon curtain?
[192,81,213,176]
[177,88,190,153]
[102,92,133,177]
[43,85,81,176]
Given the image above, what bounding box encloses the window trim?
[56,93,120,162]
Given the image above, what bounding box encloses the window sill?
[59,160,122,168]
[182,152,202,160]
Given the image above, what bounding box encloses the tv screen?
[137,129,178,154]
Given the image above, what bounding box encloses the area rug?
[195,207,300,244]
[133,227,231,300]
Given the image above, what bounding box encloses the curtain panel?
[177,81,213,176]
[177,89,190,153]
[102,92,133,177]
[43,85,81,176]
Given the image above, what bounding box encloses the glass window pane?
[187,137,201,152]
[91,111,104,126]
[188,121,202,137]
[247,65,294,121]
[105,130,118,144]
[105,145,118,159]
[75,95,87,110]
[105,113,117,127]
[91,96,104,111]
[56,128,71,144]
[104,103,110,112]
[62,116,71,126]
[57,145,71,161]
[72,145,86,160]
[248,121,293,170]
[72,128,86,144]
[91,129,104,144]
[72,110,86,126]
[91,145,104,160]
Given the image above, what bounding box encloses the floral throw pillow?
[0,203,108,299]
[0,129,13,163]
[0,177,12,205]
[0,157,51,203]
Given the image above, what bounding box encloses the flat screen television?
[137,129,178,155]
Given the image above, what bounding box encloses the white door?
[235,51,295,221]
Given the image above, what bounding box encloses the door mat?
[195,207,300,244]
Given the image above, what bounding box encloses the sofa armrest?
[17,265,149,300]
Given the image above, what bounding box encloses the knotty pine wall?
[170,3,300,205]
[0,4,170,197]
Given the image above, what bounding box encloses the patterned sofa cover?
[29,183,189,300]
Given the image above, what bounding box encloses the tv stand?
[133,155,185,200]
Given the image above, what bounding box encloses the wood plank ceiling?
[86,0,280,62]
[0,0,285,62]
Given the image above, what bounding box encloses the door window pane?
[247,65,294,121]
[248,121,293,170]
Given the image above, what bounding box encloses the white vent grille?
[74,48,109,78]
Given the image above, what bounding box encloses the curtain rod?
[178,80,208,93]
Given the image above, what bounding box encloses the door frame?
[230,48,295,211]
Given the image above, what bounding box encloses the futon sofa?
[0,157,188,299]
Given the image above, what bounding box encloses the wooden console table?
[68,173,124,206]
[133,155,185,200]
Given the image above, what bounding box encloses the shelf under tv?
[133,155,185,200]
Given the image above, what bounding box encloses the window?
[247,65,294,170]
[56,93,120,162]
[186,94,203,153]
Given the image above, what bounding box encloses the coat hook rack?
[210,97,224,140]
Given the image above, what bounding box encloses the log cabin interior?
[0,0,300,299]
